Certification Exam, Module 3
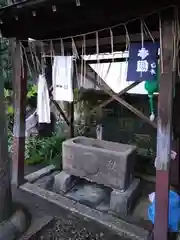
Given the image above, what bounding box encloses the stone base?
[20,182,149,240]
[110,178,140,216]
[53,171,77,193]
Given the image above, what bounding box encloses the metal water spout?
[96,124,103,140]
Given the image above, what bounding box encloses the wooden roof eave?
[0,0,177,40]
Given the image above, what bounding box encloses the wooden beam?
[12,40,27,187]
[86,58,127,64]
[83,63,157,128]
[51,99,69,126]
[154,10,175,240]
[48,76,70,127]
[91,81,141,114]
[105,92,157,128]
[0,39,12,222]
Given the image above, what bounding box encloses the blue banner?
[127,42,159,81]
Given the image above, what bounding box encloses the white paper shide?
[52,56,73,102]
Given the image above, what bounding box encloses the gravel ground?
[35,214,129,240]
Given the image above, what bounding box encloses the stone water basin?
[62,136,137,190]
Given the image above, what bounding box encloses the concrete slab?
[110,179,140,216]
[20,182,149,240]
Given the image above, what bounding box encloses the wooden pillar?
[0,38,12,222]
[12,40,27,187]
[154,10,175,240]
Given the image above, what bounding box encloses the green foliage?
[0,0,7,7]
[0,3,64,168]
[27,84,37,99]
[0,38,12,84]
[8,129,65,168]
[4,84,37,131]
[25,134,65,168]
[4,83,37,113]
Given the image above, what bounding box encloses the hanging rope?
[31,40,41,73]
[71,37,79,85]
[60,38,64,56]
[80,34,87,87]
[124,24,130,81]
[83,34,86,86]
[80,37,84,88]
[140,19,144,78]
[109,28,114,62]
[142,20,155,43]
[40,41,46,75]
[159,12,164,74]
[21,42,32,77]
[50,40,55,65]
[96,31,100,84]
[28,41,37,73]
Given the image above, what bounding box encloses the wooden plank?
[103,91,157,128]
[154,10,175,240]
[85,58,128,64]
[12,40,27,187]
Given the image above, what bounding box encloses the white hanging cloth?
[52,56,73,102]
[37,74,51,123]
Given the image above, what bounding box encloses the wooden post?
[0,38,12,222]
[154,10,175,240]
[12,40,27,187]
